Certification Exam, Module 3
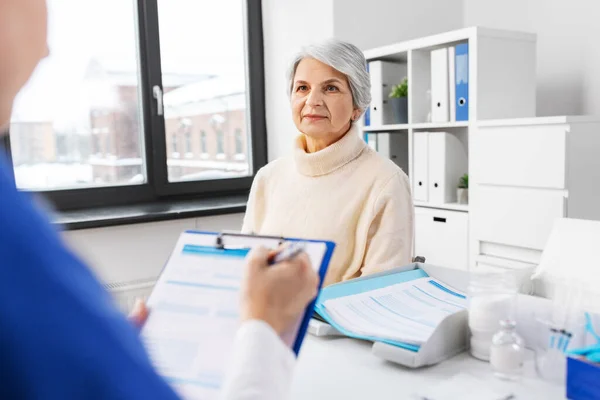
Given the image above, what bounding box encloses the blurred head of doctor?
[0,0,49,132]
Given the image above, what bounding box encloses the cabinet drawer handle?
[433,217,446,223]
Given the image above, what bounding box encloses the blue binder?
[455,43,469,121]
[364,62,370,127]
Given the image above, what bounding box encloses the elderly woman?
[243,39,414,286]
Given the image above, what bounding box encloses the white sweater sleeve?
[361,171,414,276]
[220,320,296,400]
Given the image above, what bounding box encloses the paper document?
[141,231,330,400]
[323,277,467,345]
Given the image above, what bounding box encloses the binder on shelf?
[430,48,449,123]
[366,133,377,150]
[455,43,469,121]
[448,46,456,122]
[368,60,407,126]
[413,131,429,202]
[428,132,468,204]
[364,63,371,126]
[377,133,409,173]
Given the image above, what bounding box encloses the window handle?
[153,85,164,116]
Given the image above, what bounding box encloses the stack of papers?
[322,277,467,346]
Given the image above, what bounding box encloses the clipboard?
[202,230,335,354]
[140,230,335,396]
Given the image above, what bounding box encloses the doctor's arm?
[360,171,414,276]
[220,247,319,400]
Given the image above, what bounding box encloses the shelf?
[414,201,469,213]
[412,121,469,129]
[362,122,469,132]
[362,124,410,132]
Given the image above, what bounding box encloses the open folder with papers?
[313,263,470,364]
[141,231,334,400]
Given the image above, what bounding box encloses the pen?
[563,331,572,352]
[550,328,558,349]
[268,241,306,265]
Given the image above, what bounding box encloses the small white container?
[490,319,525,380]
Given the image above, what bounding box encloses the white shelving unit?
[362,26,538,270]
[413,201,469,213]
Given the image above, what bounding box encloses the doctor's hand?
[241,246,319,336]
[128,299,149,328]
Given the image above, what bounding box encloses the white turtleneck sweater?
[242,125,414,286]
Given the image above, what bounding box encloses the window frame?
[3,0,267,212]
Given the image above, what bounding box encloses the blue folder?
[455,43,469,121]
[314,268,432,352]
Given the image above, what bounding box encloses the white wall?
[464,0,600,116]
[332,0,464,50]
[63,214,244,285]
[261,0,335,161]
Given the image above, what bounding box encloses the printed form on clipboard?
[140,231,334,400]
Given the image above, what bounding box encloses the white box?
[414,207,469,271]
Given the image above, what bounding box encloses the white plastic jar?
[468,271,517,361]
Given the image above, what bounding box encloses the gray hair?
[287,39,371,114]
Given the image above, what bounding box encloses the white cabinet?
[471,124,567,189]
[414,207,469,270]
[470,116,600,269]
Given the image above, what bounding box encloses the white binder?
[428,132,468,204]
[412,131,429,202]
[431,48,449,123]
[368,61,407,126]
[376,132,409,173]
[448,46,456,122]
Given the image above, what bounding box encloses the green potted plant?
[388,77,408,124]
[457,173,468,204]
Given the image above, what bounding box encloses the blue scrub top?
[0,152,179,399]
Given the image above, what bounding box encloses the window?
[216,130,225,155]
[185,131,192,154]
[4,0,267,211]
[235,128,243,154]
[9,1,144,191]
[200,130,207,154]
[171,134,178,155]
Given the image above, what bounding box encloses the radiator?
[103,278,157,314]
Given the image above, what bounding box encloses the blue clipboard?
[182,230,336,356]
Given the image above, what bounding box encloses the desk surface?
[291,335,565,399]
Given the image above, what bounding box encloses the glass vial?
[490,319,525,380]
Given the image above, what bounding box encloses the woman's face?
[0,0,49,130]
[291,58,360,143]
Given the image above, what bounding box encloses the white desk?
[291,335,565,399]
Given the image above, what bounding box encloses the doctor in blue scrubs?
[0,1,319,399]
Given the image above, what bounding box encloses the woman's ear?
[351,109,361,121]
